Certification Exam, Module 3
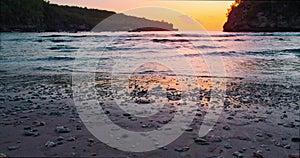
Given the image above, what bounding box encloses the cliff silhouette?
[0,0,176,32]
[224,0,300,32]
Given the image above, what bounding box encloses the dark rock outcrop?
[223,0,300,32]
[0,0,176,32]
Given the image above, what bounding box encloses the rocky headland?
[224,0,300,32]
[0,0,176,32]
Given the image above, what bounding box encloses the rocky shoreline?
[0,72,299,157]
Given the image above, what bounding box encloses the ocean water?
[0,31,299,83]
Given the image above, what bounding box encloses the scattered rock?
[185,127,193,132]
[233,151,243,157]
[224,144,233,149]
[256,133,263,137]
[194,138,210,145]
[0,153,7,157]
[174,146,190,152]
[32,121,46,127]
[7,145,19,151]
[223,125,231,130]
[55,126,70,133]
[284,144,291,149]
[45,141,57,148]
[291,137,300,142]
[88,138,94,143]
[253,150,263,158]
[23,130,39,137]
[206,135,222,142]
[56,136,64,141]
[67,136,76,141]
[288,154,300,158]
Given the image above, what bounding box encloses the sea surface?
[0,31,299,84]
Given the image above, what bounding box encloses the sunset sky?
[49,0,234,31]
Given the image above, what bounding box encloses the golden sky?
[49,0,234,31]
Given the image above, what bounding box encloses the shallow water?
[0,31,299,83]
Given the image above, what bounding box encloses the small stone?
[174,146,190,152]
[194,138,209,145]
[227,117,234,120]
[256,133,263,137]
[123,113,131,117]
[33,121,46,127]
[233,151,243,157]
[23,130,39,137]
[67,136,76,141]
[159,147,168,150]
[291,137,300,142]
[55,126,70,133]
[7,145,19,151]
[253,150,263,158]
[45,141,56,148]
[56,136,64,141]
[91,152,97,156]
[284,144,291,149]
[265,110,272,114]
[223,125,231,130]
[56,141,63,145]
[88,138,94,143]
[206,135,222,142]
[0,153,7,157]
[224,144,232,149]
[288,154,300,158]
[283,123,295,128]
[185,127,193,132]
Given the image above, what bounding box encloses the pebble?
[291,137,300,142]
[23,130,39,137]
[0,153,7,157]
[67,136,76,141]
[7,145,19,151]
[56,136,64,141]
[185,127,193,132]
[223,125,231,130]
[288,154,300,158]
[55,126,70,133]
[194,138,210,145]
[283,123,295,128]
[32,121,46,127]
[284,144,291,149]
[88,138,94,143]
[206,135,222,142]
[174,146,190,152]
[45,141,57,148]
[232,151,243,157]
[256,133,263,137]
[224,144,232,149]
[253,150,263,158]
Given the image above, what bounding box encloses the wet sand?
[0,72,299,158]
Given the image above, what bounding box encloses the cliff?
[223,0,300,32]
[0,0,176,32]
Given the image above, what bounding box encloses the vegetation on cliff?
[224,0,300,32]
[0,0,176,32]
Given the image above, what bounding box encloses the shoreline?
[0,72,299,157]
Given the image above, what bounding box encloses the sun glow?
[49,0,234,31]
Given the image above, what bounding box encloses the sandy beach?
[0,71,299,157]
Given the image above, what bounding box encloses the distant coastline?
[0,0,177,32]
[223,1,300,32]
